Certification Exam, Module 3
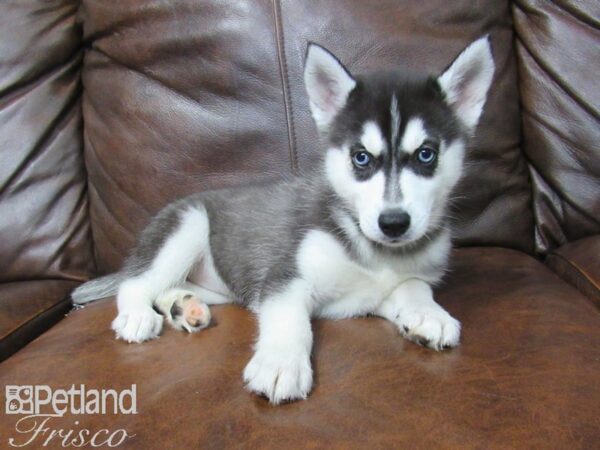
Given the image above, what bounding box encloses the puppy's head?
[304,38,495,247]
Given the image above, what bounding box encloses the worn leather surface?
[1,248,599,449]
[513,0,600,254]
[80,0,533,273]
[546,235,600,307]
[0,0,94,282]
[0,280,79,361]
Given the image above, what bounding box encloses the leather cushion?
[1,248,599,448]
[513,0,600,253]
[0,0,94,282]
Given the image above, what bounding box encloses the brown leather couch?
[1,1,599,448]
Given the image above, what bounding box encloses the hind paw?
[156,289,211,333]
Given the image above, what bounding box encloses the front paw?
[111,306,163,343]
[397,304,461,350]
[243,347,313,404]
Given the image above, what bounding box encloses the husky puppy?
[73,37,495,404]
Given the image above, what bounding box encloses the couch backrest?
[513,0,600,255]
[79,0,534,273]
[0,0,93,283]
[6,1,598,281]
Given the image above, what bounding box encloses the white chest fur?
[296,229,450,319]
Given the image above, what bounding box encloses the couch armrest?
[546,236,600,307]
[0,280,80,361]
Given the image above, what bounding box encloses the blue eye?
[417,146,437,165]
[352,151,372,168]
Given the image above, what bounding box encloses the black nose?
[378,210,411,238]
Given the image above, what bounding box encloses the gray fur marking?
[73,171,446,307]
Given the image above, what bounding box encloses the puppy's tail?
[71,274,123,305]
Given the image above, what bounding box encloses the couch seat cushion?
[0,280,79,361]
[546,235,600,307]
[1,248,599,448]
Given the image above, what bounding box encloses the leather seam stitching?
[272,0,299,174]
[509,5,538,255]
[549,252,600,292]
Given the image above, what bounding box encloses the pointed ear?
[437,36,495,131]
[304,43,356,131]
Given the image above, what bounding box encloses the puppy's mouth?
[342,210,420,249]
[357,224,415,248]
[370,234,414,248]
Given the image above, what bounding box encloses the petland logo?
[5,385,136,447]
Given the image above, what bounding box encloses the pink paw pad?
[182,295,209,328]
[170,293,211,332]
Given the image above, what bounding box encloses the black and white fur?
[72,37,495,404]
